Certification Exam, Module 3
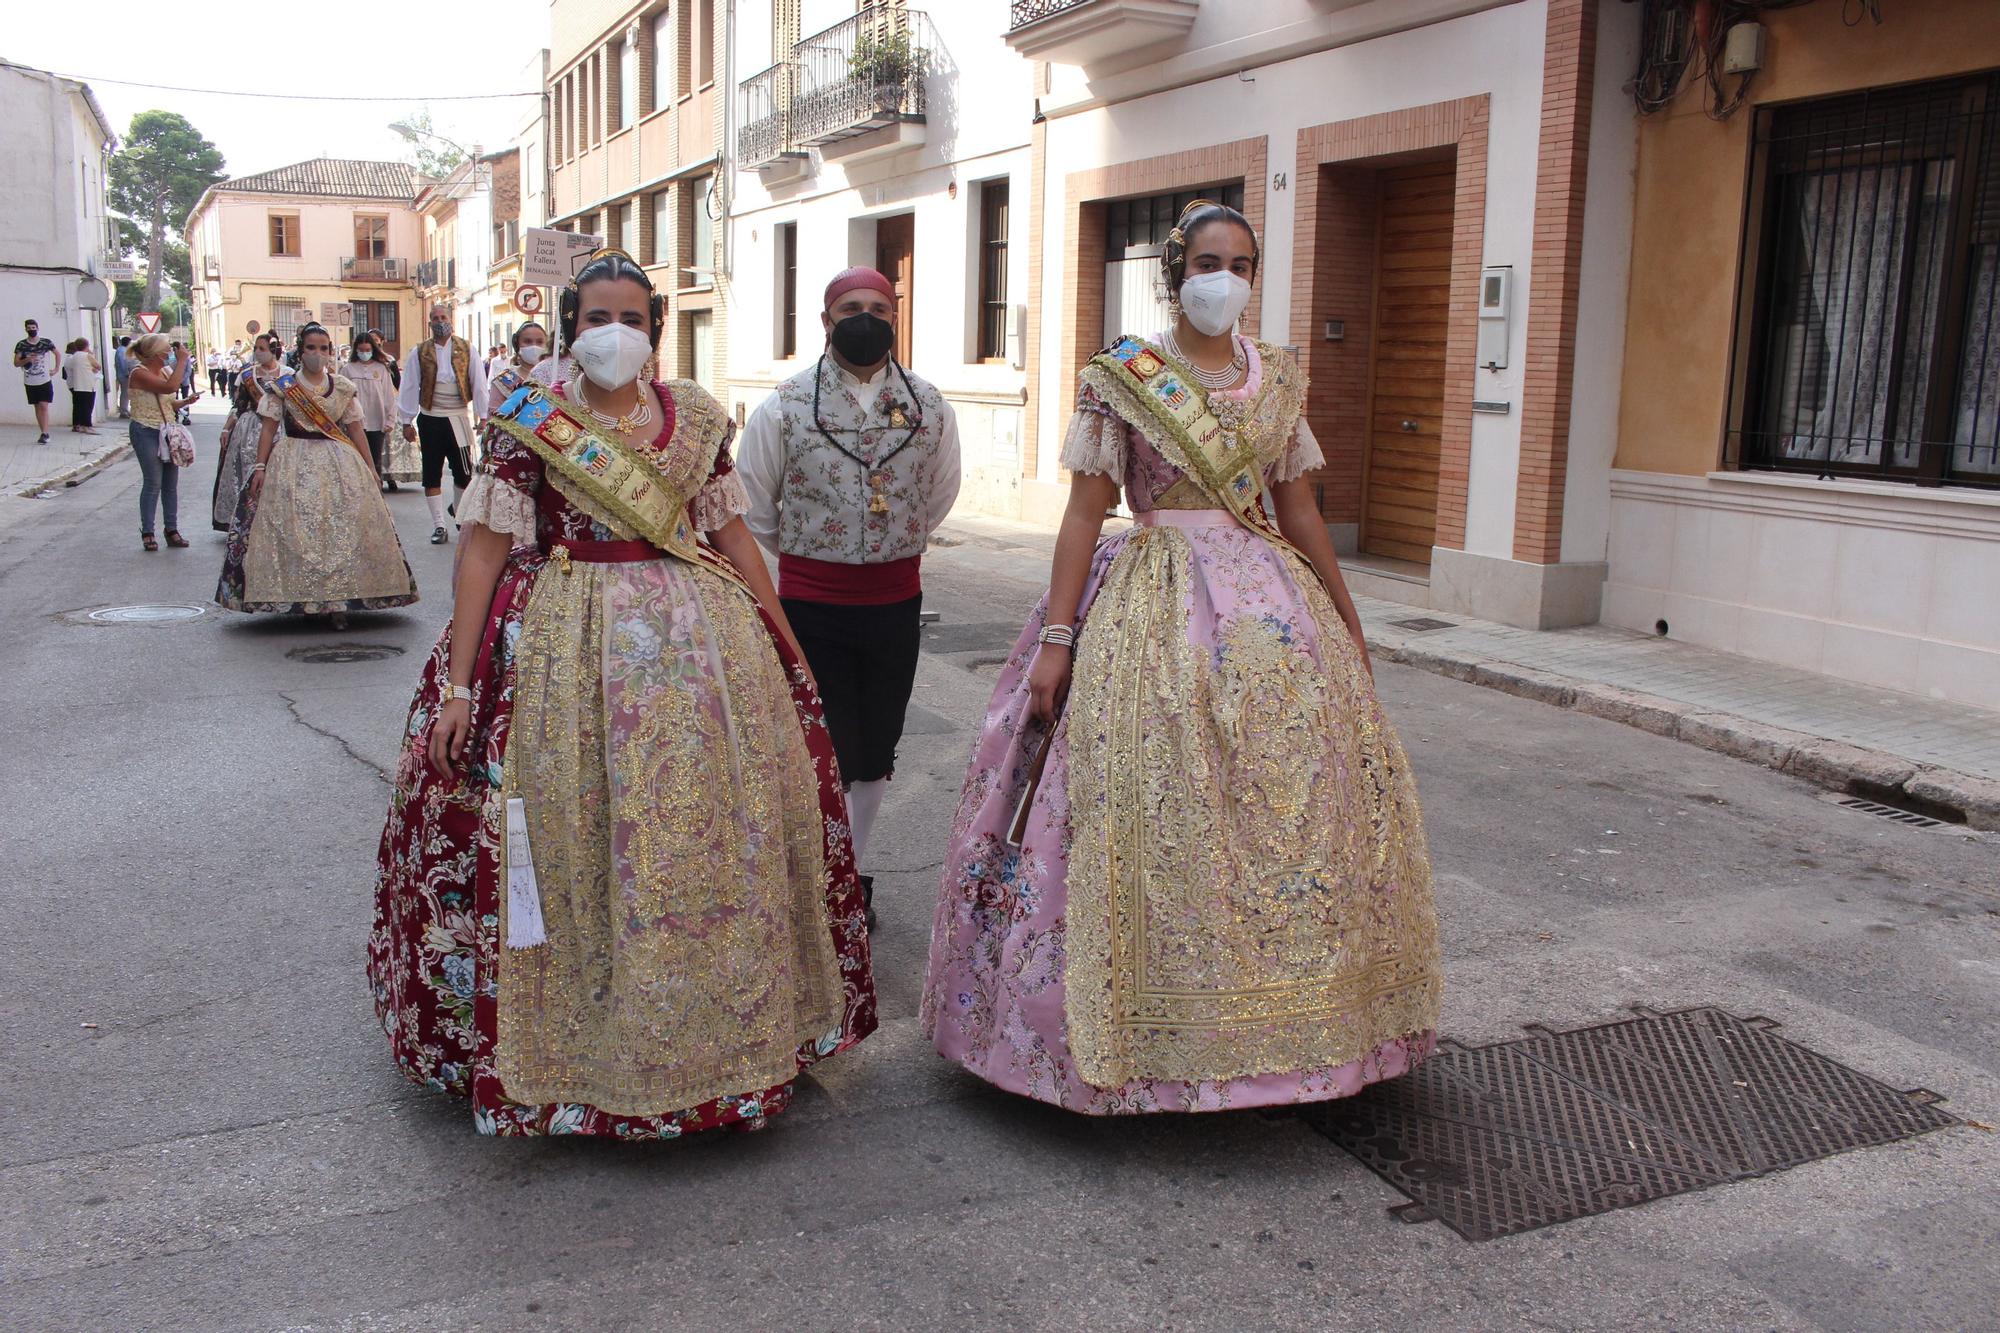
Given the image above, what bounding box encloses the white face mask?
[1178,270,1253,338]
[355,348,373,362]
[571,323,652,390]
[517,343,547,365]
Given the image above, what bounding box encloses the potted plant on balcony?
[849,28,921,115]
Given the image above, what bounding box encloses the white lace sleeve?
[690,468,751,533]
[1059,399,1126,477]
[1271,415,1327,484]
[457,473,538,546]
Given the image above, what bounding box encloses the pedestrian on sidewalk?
[13,318,58,444]
[205,348,226,396]
[113,336,132,419]
[396,303,485,546]
[62,338,100,434]
[736,265,963,927]
[215,321,416,626]
[344,329,400,492]
[126,333,199,552]
[923,200,1442,1114]
[212,333,285,531]
[369,249,874,1139]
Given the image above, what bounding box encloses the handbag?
[155,392,197,468]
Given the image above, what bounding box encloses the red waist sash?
[547,536,662,563]
[778,552,922,605]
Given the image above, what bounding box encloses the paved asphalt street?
[2,407,1997,1331]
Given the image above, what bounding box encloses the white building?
[0,59,117,424]
[727,1,1035,514]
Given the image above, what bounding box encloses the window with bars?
[270,298,308,347]
[977,179,1010,361]
[778,220,798,359]
[1102,182,1245,257]
[1734,72,2000,487]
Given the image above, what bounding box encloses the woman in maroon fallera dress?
[369,252,875,1137]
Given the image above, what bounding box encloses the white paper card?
[504,797,547,948]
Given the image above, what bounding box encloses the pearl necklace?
[576,381,653,434]
[1163,329,1246,389]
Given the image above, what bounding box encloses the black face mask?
[829,312,895,367]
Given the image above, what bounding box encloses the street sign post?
[320,302,354,326]
[521,229,604,287]
[137,312,162,333]
[514,285,544,315]
[102,260,137,281]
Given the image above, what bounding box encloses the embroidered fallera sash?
[274,372,350,441]
[487,380,747,591]
[1081,336,1310,568]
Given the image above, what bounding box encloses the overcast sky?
[8,0,549,191]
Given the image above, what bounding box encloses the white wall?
[1033,0,1549,560]
[1560,0,1640,565]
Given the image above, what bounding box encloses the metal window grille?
[1102,183,1247,257]
[978,180,1011,360]
[270,298,307,348]
[1732,72,2000,487]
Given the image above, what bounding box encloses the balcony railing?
[792,5,933,147]
[340,256,408,282]
[1009,0,1093,25]
[738,60,801,167]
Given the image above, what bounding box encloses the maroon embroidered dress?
[369,379,876,1137]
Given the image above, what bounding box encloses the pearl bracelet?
[1037,624,1076,649]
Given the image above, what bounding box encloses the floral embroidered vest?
[772,357,951,565]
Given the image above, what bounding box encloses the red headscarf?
[823,266,896,310]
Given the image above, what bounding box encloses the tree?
[394,109,466,180]
[108,111,225,312]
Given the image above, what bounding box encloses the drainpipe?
[721,0,736,283]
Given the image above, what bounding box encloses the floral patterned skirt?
[922,517,1441,1113]
[369,549,876,1137]
[216,434,417,615]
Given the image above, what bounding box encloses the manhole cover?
[1302,1006,1958,1242]
[1390,617,1457,633]
[81,604,208,625]
[286,644,406,664]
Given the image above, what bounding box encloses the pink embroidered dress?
[922,336,1442,1114]
[370,379,875,1138]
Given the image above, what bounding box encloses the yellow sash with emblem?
[486,379,747,590]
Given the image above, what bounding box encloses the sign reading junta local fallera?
[521,229,605,288]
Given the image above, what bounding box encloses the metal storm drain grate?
[1389,617,1457,633]
[286,644,406,664]
[1301,1006,1958,1242]
[1827,794,1950,829]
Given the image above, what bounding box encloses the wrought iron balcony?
[340,256,408,282]
[792,5,934,148]
[1006,0,1198,67]
[738,61,801,168]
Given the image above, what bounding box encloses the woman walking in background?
[215,322,417,626]
[63,338,100,434]
[483,321,549,417]
[345,329,401,492]
[126,334,198,552]
[212,333,286,532]
[923,201,1441,1114]
[370,251,874,1139]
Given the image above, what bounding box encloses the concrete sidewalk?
[938,514,2000,830]
[1,414,126,496]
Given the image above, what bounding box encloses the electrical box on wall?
[1722,22,1765,75]
[1477,265,1512,370]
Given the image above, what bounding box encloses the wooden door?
[1363,159,1455,564]
[875,213,915,367]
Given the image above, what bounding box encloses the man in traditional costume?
[397,303,488,545]
[737,267,961,925]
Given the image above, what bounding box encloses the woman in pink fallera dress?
[922,201,1443,1113]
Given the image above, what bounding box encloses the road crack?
[279,692,392,786]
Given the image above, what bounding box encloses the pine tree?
[109,111,225,313]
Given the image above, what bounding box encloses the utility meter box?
[1477,265,1512,370]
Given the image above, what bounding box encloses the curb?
[1379,643,2000,832]
[11,439,129,498]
